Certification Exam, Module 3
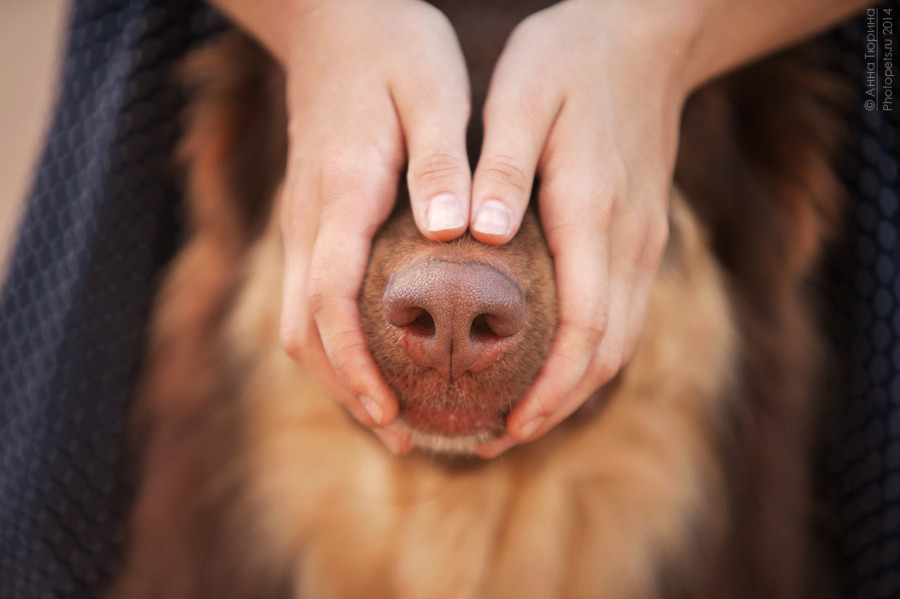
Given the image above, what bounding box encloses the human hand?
[277,0,472,453]
[471,0,700,458]
[210,0,861,458]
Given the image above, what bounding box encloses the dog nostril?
[382,259,527,379]
[470,313,516,340]
[474,308,526,339]
[471,314,493,337]
[385,304,428,329]
[389,306,437,337]
[412,311,435,336]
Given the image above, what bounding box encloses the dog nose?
[383,260,527,381]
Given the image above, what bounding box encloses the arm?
[207,0,476,453]
[471,0,868,456]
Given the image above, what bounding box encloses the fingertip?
[359,396,384,425]
[517,416,546,440]
[373,424,414,455]
[422,192,468,241]
[477,435,516,459]
[506,373,564,441]
[470,199,515,244]
[314,311,398,427]
[358,375,399,426]
[374,387,399,424]
[278,319,301,362]
[508,412,549,443]
[403,131,471,241]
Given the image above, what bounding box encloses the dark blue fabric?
[0,2,897,598]
[0,2,225,597]
[826,6,900,598]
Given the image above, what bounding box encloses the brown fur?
[359,206,558,451]
[108,8,845,599]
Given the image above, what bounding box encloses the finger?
[558,209,664,411]
[280,164,325,373]
[279,162,387,427]
[304,156,401,425]
[511,201,665,442]
[290,324,380,426]
[476,433,517,459]
[622,272,655,361]
[507,203,613,441]
[392,43,472,242]
[623,206,669,358]
[306,229,399,426]
[471,60,562,245]
[515,267,631,442]
[503,106,623,440]
[373,423,415,455]
[507,282,622,443]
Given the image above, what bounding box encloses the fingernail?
[426,193,465,232]
[360,396,383,424]
[379,434,403,455]
[477,437,516,459]
[472,200,510,237]
[519,417,545,440]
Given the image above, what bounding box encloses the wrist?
[563,0,867,94]
[559,0,705,102]
[208,0,340,65]
[681,0,870,90]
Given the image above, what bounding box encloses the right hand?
[278,0,472,453]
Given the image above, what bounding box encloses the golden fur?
[108,5,845,597]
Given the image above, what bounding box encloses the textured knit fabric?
[0,2,897,599]
[826,5,900,598]
[0,2,224,597]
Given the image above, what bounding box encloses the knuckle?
[318,149,395,198]
[509,16,536,43]
[506,12,551,53]
[529,388,556,420]
[479,157,531,196]
[409,152,467,191]
[483,93,551,148]
[542,212,610,255]
[606,153,630,193]
[328,333,368,379]
[543,174,616,207]
[317,167,361,207]
[540,177,618,234]
[567,310,609,348]
[415,1,454,29]
[328,345,355,378]
[319,156,366,188]
[432,85,472,118]
[305,280,331,321]
[581,321,608,347]
[624,219,652,261]
[617,204,660,262]
[626,206,670,266]
[406,1,463,47]
[645,216,670,265]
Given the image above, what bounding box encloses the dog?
[108,2,845,597]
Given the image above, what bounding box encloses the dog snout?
[383,260,527,382]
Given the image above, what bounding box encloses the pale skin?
[210,0,868,457]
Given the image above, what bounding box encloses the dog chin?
[397,398,509,455]
[394,398,510,455]
[396,419,500,456]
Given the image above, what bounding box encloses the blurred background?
[0,0,70,276]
